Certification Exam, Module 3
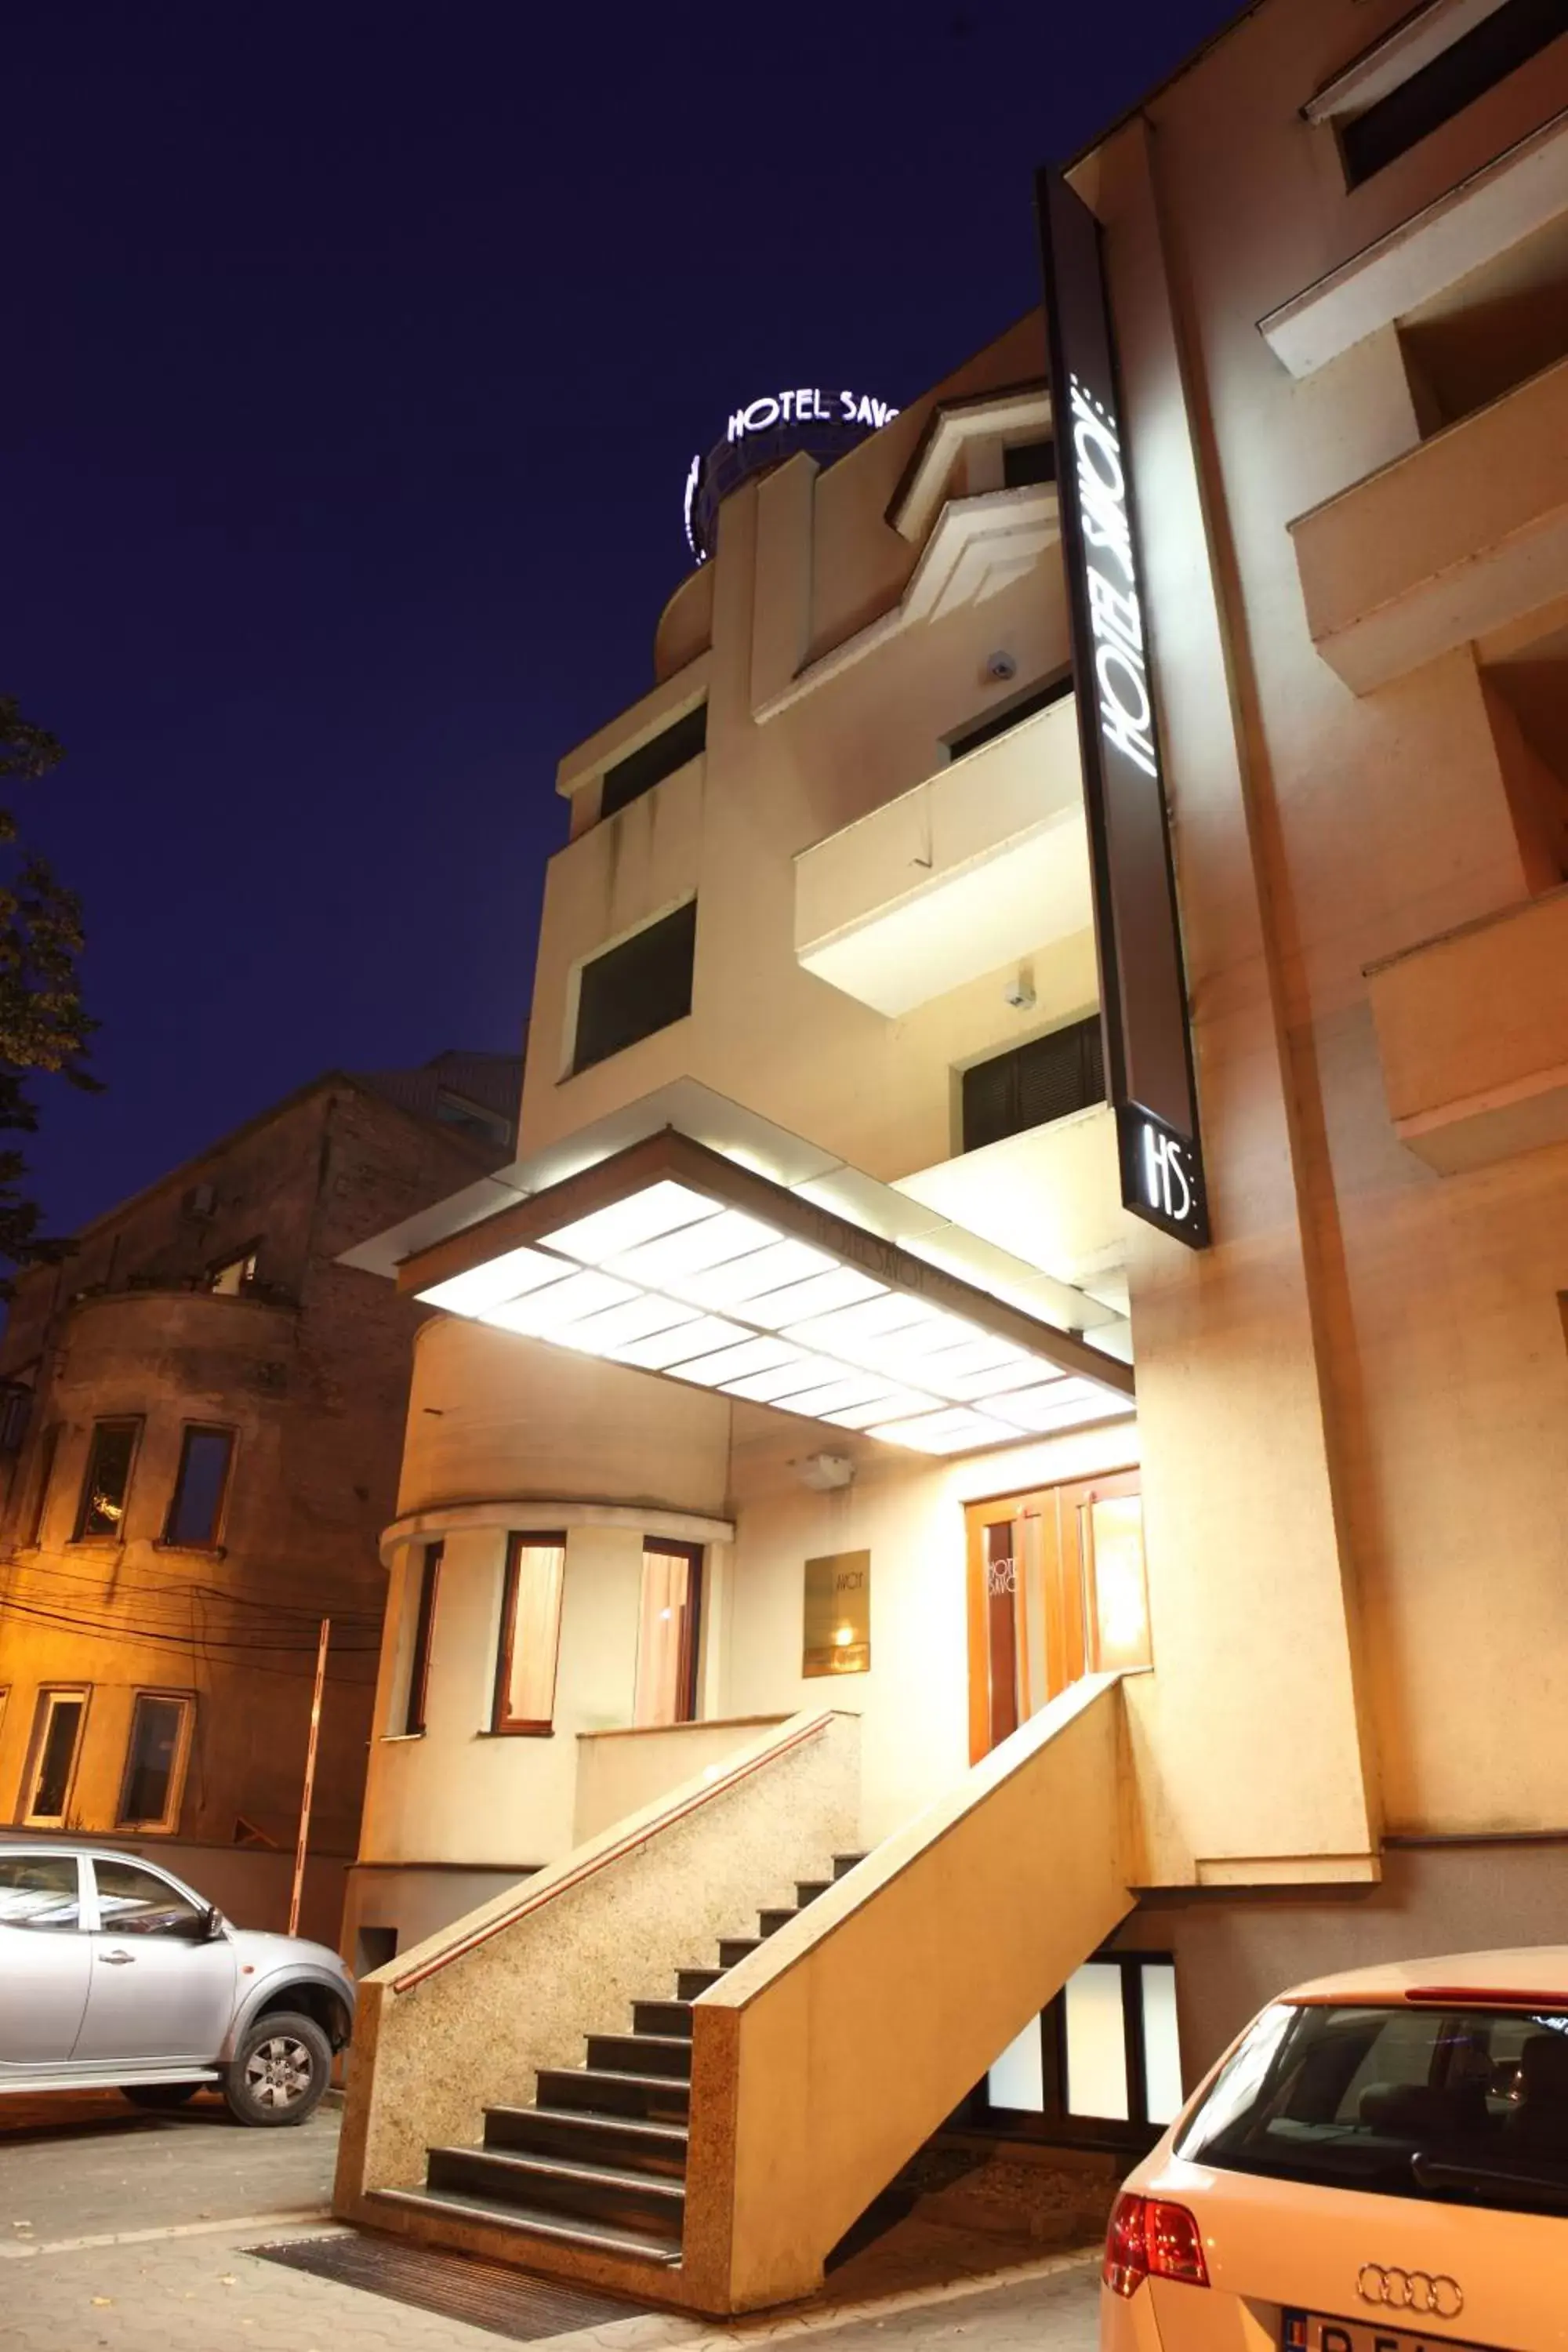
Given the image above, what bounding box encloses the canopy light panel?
[402,1134,1133,1456]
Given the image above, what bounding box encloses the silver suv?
[0,1843,355,2125]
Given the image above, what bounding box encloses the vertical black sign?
[1036,169,1210,1248]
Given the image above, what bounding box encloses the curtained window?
[493,1534,567,1733]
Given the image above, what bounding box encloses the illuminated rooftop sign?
[726,389,898,441]
[683,387,901,563]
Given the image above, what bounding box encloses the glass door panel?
[966,1468,1141,1762]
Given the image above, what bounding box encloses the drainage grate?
[248,2230,650,2343]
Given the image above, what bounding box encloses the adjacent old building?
[0,1051,520,1940]
[332,0,1568,2314]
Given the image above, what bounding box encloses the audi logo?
[1357,2265,1464,2319]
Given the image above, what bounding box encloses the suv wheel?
[222,2010,331,2128]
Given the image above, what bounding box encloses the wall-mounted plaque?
[803,1550,871,1677]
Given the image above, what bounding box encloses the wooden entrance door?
[964,1469,1145,1763]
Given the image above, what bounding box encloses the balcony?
[793,691,1091,1017]
[1366,883,1568,1171]
[894,1103,1127,1298]
[1291,351,1568,694]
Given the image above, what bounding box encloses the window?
[0,1385,30,1454]
[24,1425,57,1547]
[960,1016,1105,1153]
[21,1688,89,1826]
[983,1954,1182,2145]
[946,672,1072,764]
[402,1541,443,1737]
[1002,438,1055,489]
[1177,1996,1568,2216]
[163,1426,234,1549]
[74,1419,140,1541]
[1339,0,1568,186]
[435,1089,512,1148]
[572,900,696,1076]
[117,1692,195,1831]
[493,1533,566,1733]
[208,1249,257,1296]
[633,1542,703,1726]
[600,703,707,821]
[0,1852,82,1929]
[90,1857,205,1936]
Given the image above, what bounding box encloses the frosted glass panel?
[1064,1962,1129,2120]
[986,2015,1045,2112]
[1142,1963,1183,2125]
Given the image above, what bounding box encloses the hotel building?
[335,0,1568,2312]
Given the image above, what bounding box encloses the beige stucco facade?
[338,0,1568,2302]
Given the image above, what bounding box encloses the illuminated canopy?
[398,1131,1133,1456]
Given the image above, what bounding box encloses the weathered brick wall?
[0,1073,512,1867]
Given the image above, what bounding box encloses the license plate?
[1285,2314,1496,2352]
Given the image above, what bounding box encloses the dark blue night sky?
[6,0,1237,1240]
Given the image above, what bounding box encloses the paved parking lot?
[0,2093,1099,2352]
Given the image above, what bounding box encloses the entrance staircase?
[338,1682,1136,2314]
[370,1856,866,2263]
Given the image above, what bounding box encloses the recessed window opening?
[117,1692,194,1831]
[493,1533,567,1733]
[0,1385,30,1454]
[1338,0,1568,185]
[946,672,1073,765]
[209,1248,258,1296]
[23,1688,89,1827]
[600,703,707,822]
[960,1016,1105,1154]
[74,1419,140,1542]
[163,1426,234,1550]
[1002,438,1055,489]
[436,1089,512,1147]
[634,1541,704,1726]
[982,1954,1181,2145]
[572,900,697,1076]
[403,1541,443,1736]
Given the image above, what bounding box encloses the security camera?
[796,1451,855,1492]
[985,650,1017,682]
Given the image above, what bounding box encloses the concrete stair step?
[675,1966,725,2001]
[795,1878,833,1907]
[483,2103,688,2178]
[631,1998,693,2039]
[584,2032,692,2082]
[426,2143,684,2238]
[832,1852,866,1880]
[368,2183,680,2267]
[757,1907,799,1938]
[717,1936,761,1969]
[535,2066,690,2123]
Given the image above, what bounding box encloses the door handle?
[98,1950,135,1965]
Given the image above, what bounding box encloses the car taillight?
[1102,2192,1210,2296]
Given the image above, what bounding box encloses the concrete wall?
[684,1676,1132,2310]
[1079,0,1568,1862]
[521,316,1097,1196]
[1115,1838,1568,2096]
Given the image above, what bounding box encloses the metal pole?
[289,1617,330,1938]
